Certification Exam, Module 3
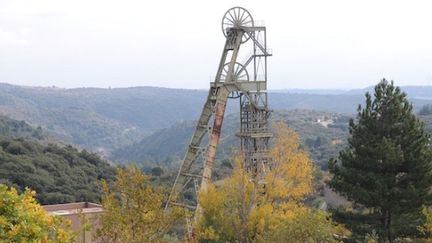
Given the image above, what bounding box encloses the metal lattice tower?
[165,7,272,238]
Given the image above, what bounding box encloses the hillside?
[0,138,116,205]
[0,83,207,153]
[111,115,240,168]
[1,83,431,156]
[112,109,432,171]
[112,110,351,170]
[0,115,116,204]
[0,115,44,140]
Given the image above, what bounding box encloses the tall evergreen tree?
[329,79,432,241]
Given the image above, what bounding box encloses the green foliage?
[0,138,116,204]
[271,209,348,242]
[329,79,432,241]
[0,184,75,242]
[364,229,379,243]
[150,166,164,176]
[276,110,350,170]
[0,115,45,140]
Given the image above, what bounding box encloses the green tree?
[0,184,75,242]
[150,166,164,177]
[94,166,183,243]
[329,79,432,241]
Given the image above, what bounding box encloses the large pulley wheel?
[222,7,254,43]
[221,62,249,98]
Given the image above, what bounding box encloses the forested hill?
[0,115,116,205]
[112,110,432,172]
[0,115,44,140]
[112,110,351,170]
[1,83,432,155]
[0,83,208,153]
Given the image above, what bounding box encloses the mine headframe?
[165,6,272,238]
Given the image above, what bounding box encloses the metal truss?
[165,7,272,239]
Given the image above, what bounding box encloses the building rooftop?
[43,202,103,216]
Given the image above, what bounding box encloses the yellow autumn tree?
[0,184,75,243]
[94,166,183,243]
[266,121,313,200]
[420,207,432,242]
[197,122,349,242]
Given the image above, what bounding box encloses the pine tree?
[329,79,432,241]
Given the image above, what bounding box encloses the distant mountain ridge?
[271,89,349,95]
[1,82,432,156]
[274,85,432,99]
[0,83,209,153]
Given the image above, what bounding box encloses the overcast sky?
[1,0,432,90]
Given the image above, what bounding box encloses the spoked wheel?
[222,7,254,43]
[220,62,249,98]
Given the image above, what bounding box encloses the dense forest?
[0,115,44,140]
[0,116,115,205]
